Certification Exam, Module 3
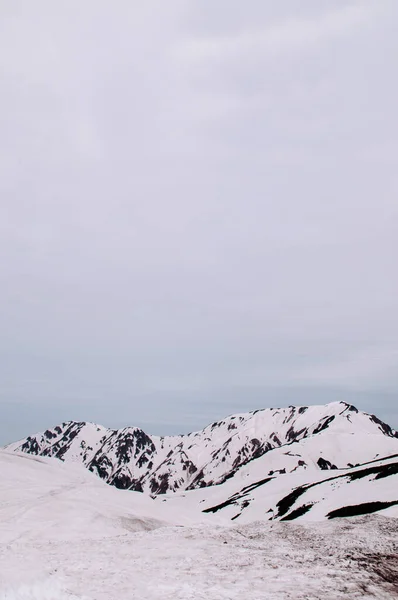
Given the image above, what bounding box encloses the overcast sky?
[1,1,397,444]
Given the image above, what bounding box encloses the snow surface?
[1,450,398,599]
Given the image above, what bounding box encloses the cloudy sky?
[1,1,397,444]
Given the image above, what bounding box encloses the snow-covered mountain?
[2,405,398,598]
[6,401,398,496]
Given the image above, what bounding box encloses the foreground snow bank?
[2,517,398,599]
[0,450,204,545]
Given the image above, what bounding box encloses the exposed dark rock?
[312,416,335,435]
[89,453,113,481]
[21,437,40,455]
[150,473,171,495]
[327,500,398,519]
[317,457,338,470]
[370,415,398,438]
[111,472,133,490]
[281,503,314,521]
[275,486,308,518]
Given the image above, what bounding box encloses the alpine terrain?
[6,401,398,496]
[2,401,398,599]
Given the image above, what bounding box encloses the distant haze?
[1,1,397,445]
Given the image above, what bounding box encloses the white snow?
[1,449,398,599]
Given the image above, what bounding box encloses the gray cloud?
[1,1,397,443]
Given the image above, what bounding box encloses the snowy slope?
[5,402,398,495]
[1,450,398,599]
[189,452,398,523]
[0,450,204,545]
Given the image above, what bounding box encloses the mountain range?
[5,401,398,524]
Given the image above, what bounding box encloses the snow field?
[2,519,398,599]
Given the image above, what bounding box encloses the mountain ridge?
[5,401,398,496]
